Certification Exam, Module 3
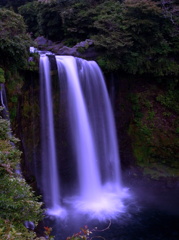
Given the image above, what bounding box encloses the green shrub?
[0,9,32,70]
[0,108,43,239]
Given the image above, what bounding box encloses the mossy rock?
[142,163,179,179]
[129,84,179,175]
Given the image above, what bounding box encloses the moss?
[128,123,153,165]
[78,46,86,54]
[142,163,179,179]
[129,84,179,176]
[97,55,120,72]
[5,70,24,121]
[0,68,5,83]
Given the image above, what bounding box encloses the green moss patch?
[129,83,179,176]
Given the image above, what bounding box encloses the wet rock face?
[108,73,136,168]
[16,71,41,187]
[34,37,97,59]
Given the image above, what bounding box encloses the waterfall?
[0,83,10,119]
[40,55,65,216]
[56,56,101,201]
[39,54,129,220]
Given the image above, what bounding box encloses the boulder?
[56,46,79,56]
[34,36,53,47]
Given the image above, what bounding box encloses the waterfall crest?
[39,55,129,220]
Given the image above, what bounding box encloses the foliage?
[92,1,132,49]
[60,1,93,43]
[66,222,111,240]
[0,68,5,83]
[43,226,54,240]
[16,0,179,77]
[37,2,63,41]
[0,107,43,239]
[66,225,92,240]
[0,9,33,71]
[19,1,64,41]
[0,220,37,240]
[120,0,179,76]
[38,0,57,3]
[18,2,40,38]
[129,83,179,175]
[0,0,34,11]
[156,88,179,114]
[4,70,24,121]
[159,0,179,29]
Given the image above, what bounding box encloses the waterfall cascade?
[40,56,63,215]
[40,54,129,220]
[0,83,9,119]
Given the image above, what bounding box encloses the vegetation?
[128,83,179,178]
[0,107,43,239]
[0,0,178,238]
[0,0,34,11]
[0,9,43,237]
[17,0,179,77]
[120,0,178,76]
[0,9,32,71]
[0,0,178,176]
[0,68,5,83]
[65,222,111,240]
[0,8,35,120]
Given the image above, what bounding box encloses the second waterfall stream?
[39,54,130,220]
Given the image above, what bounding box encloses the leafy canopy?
[0,9,32,70]
[18,0,178,77]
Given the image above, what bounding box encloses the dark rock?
[34,37,97,59]
[24,221,35,230]
[78,46,98,59]
[28,57,34,62]
[73,39,94,48]
[34,36,53,47]
[56,46,79,56]
[47,43,64,52]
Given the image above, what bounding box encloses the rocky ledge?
[34,36,98,59]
